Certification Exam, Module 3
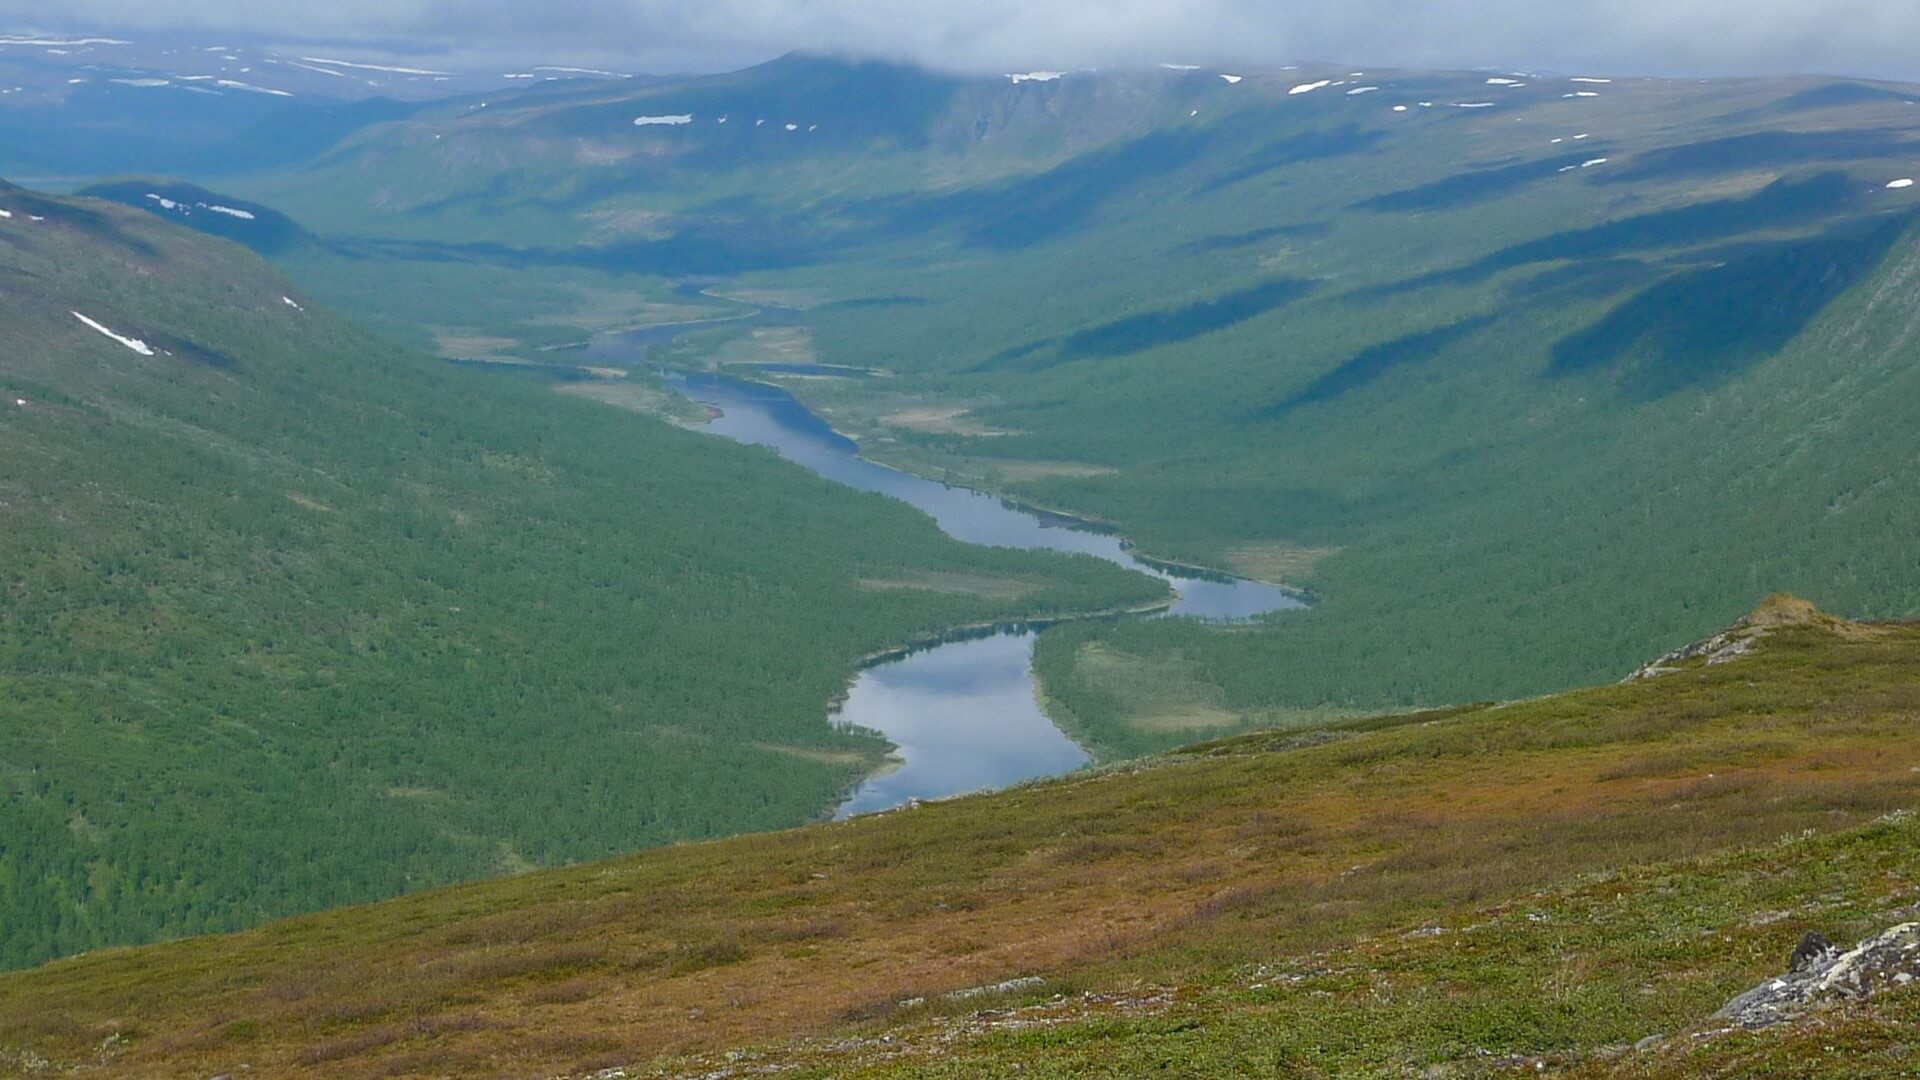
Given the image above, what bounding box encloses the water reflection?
[664,372,1301,620]
[654,370,1303,816]
[831,634,1080,817]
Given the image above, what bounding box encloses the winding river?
[651,370,1304,817]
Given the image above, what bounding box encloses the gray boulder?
[1714,924,1920,1029]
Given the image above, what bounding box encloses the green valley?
[7,25,1920,1077]
[103,58,1920,755]
[0,181,1162,970]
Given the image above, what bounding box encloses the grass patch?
[1221,542,1339,586]
[712,325,819,367]
[857,572,1043,601]
[879,407,1017,437]
[553,373,711,423]
[750,743,879,768]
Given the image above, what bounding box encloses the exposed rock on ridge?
[1714,922,1920,1029]
[1625,594,1841,681]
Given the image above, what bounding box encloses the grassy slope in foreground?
[0,182,1164,971]
[5,598,1920,1077]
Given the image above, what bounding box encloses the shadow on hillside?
[867,120,1376,249]
[159,336,242,371]
[80,181,313,256]
[1253,314,1499,418]
[335,214,832,277]
[1170,223,1330,257]
[1759,82,1917,115]
[1548,213,1913,397]
[1352,172,1863,299]
[1505,258,1662,304]
[1595,130,1919,185]
[383,122,1217,262]
[1193,125,1386,196]
[815,295,930,311]
[978,278,1316,370]
[872,128,1218,250]
[1354,151,1610,213]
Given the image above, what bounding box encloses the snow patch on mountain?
[534,66,631,78]
[0,35,127,47]
[72,312,155,356]
[216,80,292,96]
[283,60,348,78]
[299,56,450,76]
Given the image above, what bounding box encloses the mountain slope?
[76,179,315,253]
[181,57,1920,753]
[0,181,1161,970]
[2,599,1917,1077]
[0,33,635,179]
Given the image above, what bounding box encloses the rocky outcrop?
[1625,633,1755,680]
[1713,924,1920,1029]
[1624,594,1844,681]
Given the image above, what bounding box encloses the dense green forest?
[797,161,1920,746]
[99,62,1920,777]
[0,183,1162,969]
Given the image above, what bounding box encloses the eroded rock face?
[1714,924,1920,1029]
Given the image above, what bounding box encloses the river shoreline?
[670,365,1315,601]
[446,310,1301,812]
[850,593,1178,671]
[540,307,1306,816]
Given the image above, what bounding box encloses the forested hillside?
[0,181,1161,969]
[166,58,1920,752]
[6,600,1920,1077]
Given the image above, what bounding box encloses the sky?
[8,0,1919,80]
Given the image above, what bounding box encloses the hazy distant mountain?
[0,31,653,176]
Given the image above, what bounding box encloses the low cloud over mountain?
[8,0,1919,80]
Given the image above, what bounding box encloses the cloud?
[11,0,1920,80]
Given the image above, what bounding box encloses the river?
[650,369,1303,817]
